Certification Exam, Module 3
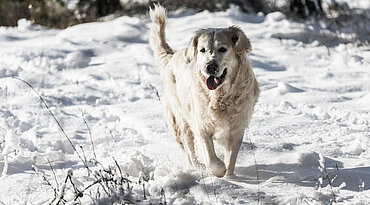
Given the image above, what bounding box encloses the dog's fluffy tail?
[149,4,173,68]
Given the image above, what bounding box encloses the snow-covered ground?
[0,6,369,205]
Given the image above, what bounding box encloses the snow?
[0,5,369,205]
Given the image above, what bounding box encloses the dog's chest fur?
[193,78,249,129]
[194,67,251,119]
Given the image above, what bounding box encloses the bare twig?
[112,157,123,179]
[139,171,149,200]
[160,188,167,205]
[82,111,98,163]
[209,175,219,203]
[82,178,103,193]
[67,173,83,201]
[149,83,161,102]
[32,165,58,203]
[5,85,7,104]
[318,154,336,203]
[109,130,117,142]
[56,171,73,205]
[201,173,211,201]
[112,156,132,185]
[47,158,59,188]
[248,128,260,204]
[137,63,142,84]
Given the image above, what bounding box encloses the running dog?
[149,4,260,177]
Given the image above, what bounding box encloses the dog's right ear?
[184,32,201,63]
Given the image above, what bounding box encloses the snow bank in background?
[265,11,286,22]
[335,0,370,9]
[263,1,369,46]
[17,19,37,31]
[0,4,369,204]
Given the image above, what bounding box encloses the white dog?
[149,5,260,177]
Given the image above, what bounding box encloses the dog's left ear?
[184,32,201,63]
[229,26,251,54]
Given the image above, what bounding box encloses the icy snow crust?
[0,7,369,204]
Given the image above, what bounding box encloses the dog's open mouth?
[206,68,227,90]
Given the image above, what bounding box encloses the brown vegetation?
[0,0,269,29]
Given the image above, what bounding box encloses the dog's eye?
[218,47,227,53]
[200,48,206,53]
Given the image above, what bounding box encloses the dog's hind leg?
[182,123,203,168]
[167,111,200,167]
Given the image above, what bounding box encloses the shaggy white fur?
[149,4,260,177]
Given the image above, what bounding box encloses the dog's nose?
[206,63,218,75]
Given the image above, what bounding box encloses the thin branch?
[32,165,58,203]
[47,158,59,188]
[82,111,98,163]
[112,157,123,179]
[324,167,336,203]
[112,156,132,185]
[248,128,260,204]
[149,84,161,102]
[67,174,83,201]
[201,173,211,201]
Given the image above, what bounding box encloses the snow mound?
[151,170,199,194]
[298,152,343,169]
[17,19,34,31]
[65,50,94,69]
[344,134,369,156]
[227,4,264,23]
[33,151,68,167]
[277,82,305,95]
[354,94,370,110]
[119,151,155,177]
[265,11,286,22]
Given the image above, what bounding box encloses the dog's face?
[184,26,251,90]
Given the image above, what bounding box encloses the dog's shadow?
[233,160,370,192]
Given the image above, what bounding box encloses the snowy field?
[0,5,369,205]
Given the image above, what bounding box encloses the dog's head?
[184,26,251,90]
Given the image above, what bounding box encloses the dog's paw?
[223,173,239,180]
[195,162,206,170]
[209,159,226,177]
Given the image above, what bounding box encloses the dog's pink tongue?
[206,76,220,90]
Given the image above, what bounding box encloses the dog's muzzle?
[206,68,227,90]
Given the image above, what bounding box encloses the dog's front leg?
[224,132,243,177]
[200,133,226,177]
